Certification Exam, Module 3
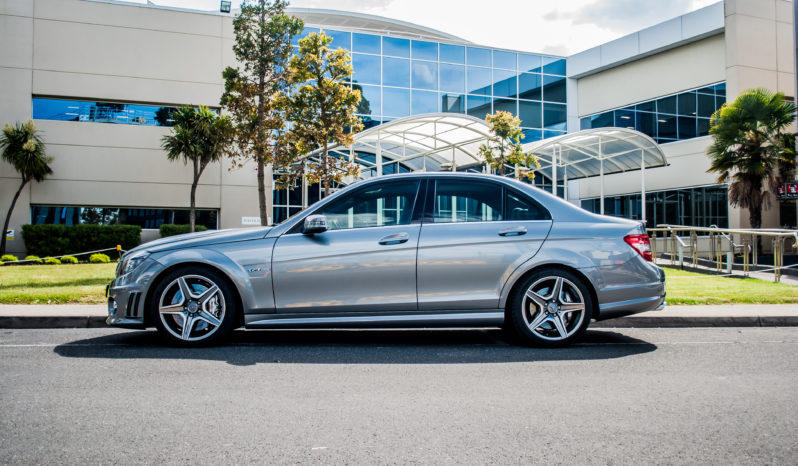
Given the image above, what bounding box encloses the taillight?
[624,234,653,261]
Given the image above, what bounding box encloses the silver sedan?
[107,172,665,347]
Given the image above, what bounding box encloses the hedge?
[21,224,141,258]
[159,224,208,238]
[89,253,111,263]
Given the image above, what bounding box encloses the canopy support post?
[599,136,605,215]
[641,149,646,225]
[451,146,456,172]
[552,144,558,195]
[564,154,568,201]
[376,133,382,177]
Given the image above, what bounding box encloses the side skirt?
[245,310,505,329]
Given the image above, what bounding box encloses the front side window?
[318,181,420,231]
[433,180,502,223]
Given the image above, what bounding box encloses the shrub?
[21,224,141,258]
[0,261,3,266]
[24,255,43,264]
[1,254,18,262]
[44,257,62,265]
[89,253,111,264]
[61,255,78,264]
[159,224,208,238]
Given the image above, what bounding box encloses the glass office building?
[293,27,568,142]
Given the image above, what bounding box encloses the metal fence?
[648,225,798,282]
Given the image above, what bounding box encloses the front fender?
[151,239,276,314]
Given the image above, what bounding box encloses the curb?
[1,316,798,329]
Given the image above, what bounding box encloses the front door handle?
[498,226,527,237]
[378,232,410,245]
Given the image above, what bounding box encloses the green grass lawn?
[662,267,798,305]
[0,263,116,304]
[0,262,796,306]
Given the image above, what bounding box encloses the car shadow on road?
[53,328,657,366]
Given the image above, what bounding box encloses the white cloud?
[134,0,721,55]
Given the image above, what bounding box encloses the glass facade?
[30,206,219,230]
[293,27,567,143]
[579,83,726,144]
[32,97,192,126]
[580,185,729,228]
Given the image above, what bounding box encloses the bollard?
[726,252,732,275]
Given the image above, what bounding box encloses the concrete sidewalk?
[0,303,797,329]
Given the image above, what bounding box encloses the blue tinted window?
[697,118,711,136]
[697,93,715,118]
[439,64,465,93]
[441,93,465,113]
[542,57,566,75]
[522,129,542,142]
[467,95,491,119]
[352,53,381,85]
[412,61,438,90]
[383,57,410,87]
[518,73,541,100]
[352,33,380,54]
[493,98,516,115]
[519,100,542,128]
[412,90,438,114]
[383,87,410,117]
[493,50,516,69]
[412,40,437,61]
[542,75,566,103]
[30,206,218,229]
[636,100,655,112]
[636,112,656,137]
[354,84,381,116]
[383,37,410,57]
[615,109,634,128]
[657,95,676,114]
[467,47,491,67]
[658,115,677,139]
[493,69,516,98]
[518,53,542,73]
[32,97,185,126]
[292,27,319,45]
[467,66,492,95]
[678,116,697,139]
[543,103,566,130]
[324,29,351,51]
[678,92,697,116]
[544,130,566,139]
[439,43,465,63]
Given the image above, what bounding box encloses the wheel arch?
[501,263,600,321]
[143,261,245,328]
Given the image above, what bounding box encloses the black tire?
[150,266,237,347]
[506,268,594,347]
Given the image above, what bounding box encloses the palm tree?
[707,88,796,230]
[0,120,53,255]
[162,107,233,232]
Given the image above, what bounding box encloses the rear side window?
[433,179,502,223]
[506,189,550,220]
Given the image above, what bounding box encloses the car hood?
[131,227,273,254]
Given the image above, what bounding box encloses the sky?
[128,0,720,55]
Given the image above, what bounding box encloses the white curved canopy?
[324,113,493,175]
[524,127,668,180]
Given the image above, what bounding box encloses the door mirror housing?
[302,214,328,235]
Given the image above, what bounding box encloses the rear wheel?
[150,267,236,347]
[507,268,593,347]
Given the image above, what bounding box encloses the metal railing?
[648,225,798,282]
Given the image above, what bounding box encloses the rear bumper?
[594,265,666,321]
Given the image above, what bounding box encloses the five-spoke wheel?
[151,267,236,346]
[507,269,593,347]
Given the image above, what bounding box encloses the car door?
[271,179,422,313]
[417,178,552,310]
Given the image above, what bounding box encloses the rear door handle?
[498,226,527,237]
[378,232,410,245]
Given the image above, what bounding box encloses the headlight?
[121,251,150,276]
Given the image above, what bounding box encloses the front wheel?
[507,269,594,347]
[150,267,237,347]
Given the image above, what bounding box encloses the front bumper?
[106,278,147,328]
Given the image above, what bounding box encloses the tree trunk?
[256,154,268,225]
[189,158,198,233]
[322,141,329,198]
[0,178,28,256]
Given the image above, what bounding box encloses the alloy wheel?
[522,275,587,341]
[158,274,226,342]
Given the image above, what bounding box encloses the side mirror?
[302,214,328,235]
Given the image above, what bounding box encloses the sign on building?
[776,182,798,200]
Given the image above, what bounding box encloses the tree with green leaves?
[478,111,539,178]
[279,31,364,196]
[162,106,234,232]
[0,120,53,255]
[221,0,303,226]
[707,88,796,229]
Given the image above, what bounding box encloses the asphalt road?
[1,327,797,465]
